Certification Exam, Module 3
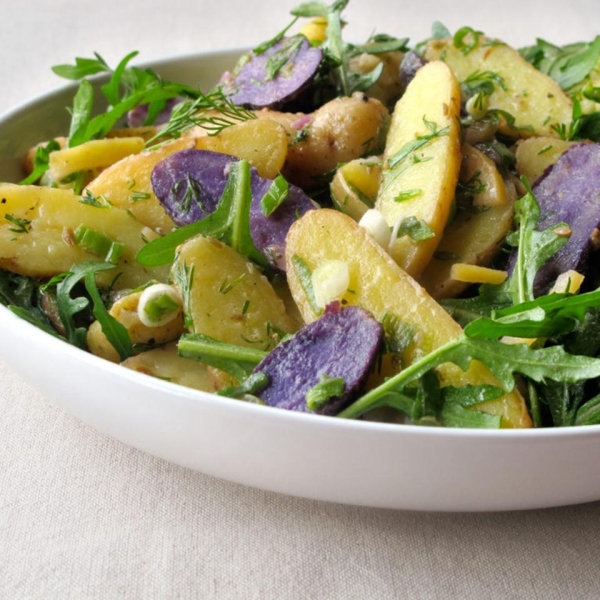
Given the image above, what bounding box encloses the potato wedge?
[0,183,170,289]
[424,36,572,138]
[193,118,288,179]
[122,342,236,392]
[515,136,577,183]
[48,136,145,181]
[330,157,381,221]
[376,60,462,278]
[419,144,514,299]
[285,209,531,428]
[256,93,389,190]
[85,137,194,235]
[172,235,297,350]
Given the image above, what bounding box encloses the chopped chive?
[74,225,124,263]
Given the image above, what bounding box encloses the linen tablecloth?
[2,0,600,597]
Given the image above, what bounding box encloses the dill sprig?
[148,88,256,144]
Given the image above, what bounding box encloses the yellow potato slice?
[48,136,145,181]
[330,157,381,221]
[172,235,297,350]
[418,144,514,299]
[515,136,577,183]
[424,36,572,137]
[85,137,194,235]
[194,118,288,180]
[285,209,532,428]
[122,342,236,392]
[376,60,462,278]
[0,183,170,289]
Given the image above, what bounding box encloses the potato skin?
[257,93,389,190]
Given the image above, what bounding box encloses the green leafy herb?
[217,372,269,400]
[265,35,305,80]
[83,270,133,360]
[394,189,422,203]
[260,174,289,217]
[503,178,569,304]
[382,116,450,190]
[291,254,321,315]
[305,374,345,411]
[178,333,267,382]
[393,216,435,242]
[172,173,204,214]
[219,274,246,294]
[339,334,600,420]
[52,53,111,80]
[171,260,195,331]
[520,36,600,91]
[80,189,111,208]
[150,89,256,143]
[5,214,31,234]
[50,261,132,357]
[19,139,61,185]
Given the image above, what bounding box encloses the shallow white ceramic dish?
[2,50,600,512]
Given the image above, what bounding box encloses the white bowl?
[2,50,600,512]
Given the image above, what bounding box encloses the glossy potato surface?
[172,235,297,350]
[376,60,462,278]
[424,36,572,137]
[285,209,532,428]
[0,183,170,289]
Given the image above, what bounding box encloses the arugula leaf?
[68,80,95,144]
[440,403,502,428]
[260,174,289,217]
[19,139,61,186]
[100,51,139,107]
[83,270,133,360]
[503,178,569,304]
[52,53,111,80]
[137,159,268,269]
[464,288,600,340]
[575,393,600,426]
[52,261,131,357]
[520,36,600,90]
[338,334,600,420]
[0,270,56,335]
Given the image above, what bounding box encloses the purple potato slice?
[151,148,315,270]
[253,303,383,415]
[220,36,323,110]
[399,51,427,92]
[532,143,600,293]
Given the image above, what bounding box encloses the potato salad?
[3,1,600,429]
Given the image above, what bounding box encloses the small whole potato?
[257,93,389,190]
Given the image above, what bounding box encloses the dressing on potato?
[5,4,600,429]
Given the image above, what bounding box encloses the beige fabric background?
[2,0,600,597]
